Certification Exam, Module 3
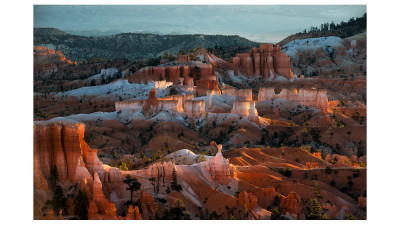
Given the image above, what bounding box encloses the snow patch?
[283,36,344,59]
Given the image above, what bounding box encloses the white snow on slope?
[165,149,213,165]
[283,36,344,59]
[55,79,170,99]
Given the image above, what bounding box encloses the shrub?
[271,208,282,220]
[118,161,129,171]
[283,168,292,177]
[325,166,332,174]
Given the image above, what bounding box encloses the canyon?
[34,120,366,220]
[33,32,367,220]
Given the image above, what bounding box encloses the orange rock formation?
[205,144,234,185]
[140,189,158,219]
[231,101,259,123]
[279,192,301,215]
[237,191,258,209]
[34,46,76,76]
[127,64,220,96]
[232,44,294,79]
[125,205,142,220]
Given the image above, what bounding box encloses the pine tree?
[50,185,67,214]
[74,189,89,219]
[123,175,141,205]
[48,165,58,191]
[171,168,182,192]
[306,198,322,219]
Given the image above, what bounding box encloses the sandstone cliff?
[33,120,126,219]
[34,46,76,77]
[232,43,294,80]
[231,101,259,123]
[258,87,328,112]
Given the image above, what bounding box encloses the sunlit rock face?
[154,80,173,89]
[33,121,94,185]
[195,79,221,96]
[231,101,259,123]
[34,46,76,77]
[232,43,294,80]
[93,172,112,213]
[159,94,194,112]
[223,88,253,101]
[205,144,234,185]
[88,201,101,220]
[140,189,158,219]
[125,205,142,220]
[258,87,328,112]
[34,120,127,219]
[126,62,220,96]
[279,192,301,216]
[184,100,206,119]
[115,89,182,114]
[237,190,258,209]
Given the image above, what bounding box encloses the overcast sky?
[34,5,366,43]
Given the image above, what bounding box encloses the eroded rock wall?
[233,43,293,79]
[231,101,259,122]
[258,87,328,112]
[223,88,252,101]
[184,100,206,119]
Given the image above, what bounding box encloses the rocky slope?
[34,46,76,77]
[281,34,366,78]
[34,120,366,220]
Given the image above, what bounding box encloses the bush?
[118,161,129,171]
[325,166,332,174]
[283,168,292,177]
[271,208,282,220]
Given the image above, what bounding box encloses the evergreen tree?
[50,185,67,214]
[48,165,58,191]
[74,189,89,219]
[171,168,182,192]
[163,199,190,220]
[306,198,322,219]
[123,175,141,205]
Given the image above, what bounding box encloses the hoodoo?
[232,43,294,80]
[205,144,234,185]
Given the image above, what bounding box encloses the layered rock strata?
[183,100,206,119]
[34,120,124,219]
[258,87,328,112]
[237,191,258,209]
[279,192,301,215]
[223,88,252,101]
[232,43,293,80]
[127,64,220,96]
[34,46,76,76]
[231,101,259,123]
[115,89,181,114]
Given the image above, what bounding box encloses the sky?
[34,5,366,43]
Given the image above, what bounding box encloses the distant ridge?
[34,28,260,62]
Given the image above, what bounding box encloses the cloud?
[34,5,366,43]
